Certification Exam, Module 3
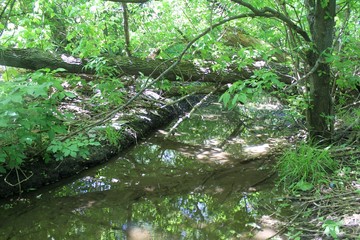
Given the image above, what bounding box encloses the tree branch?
[231,0,311,42]
[0,48,92,74]
[56,13,293,142]
[165,86,221,138]
[0,0,16,36]
[285,57,321,91]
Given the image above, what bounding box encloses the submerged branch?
[165,86,220,138]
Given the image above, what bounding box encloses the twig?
[4,167,33,196]
[302,191,358,204]
[285,189,358,203]
[162,92,197,108]
[250,171,276,188]
[265,203,310,239]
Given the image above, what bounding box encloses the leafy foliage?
[321,219,343,239]
[0,0,357,151]
[103,126,122,147]
[0,69,66,171]
[0,1,359,238]
[46,135,100,161]
[0,68,99,172]
[220,68,286,109]
[0,0,358,188]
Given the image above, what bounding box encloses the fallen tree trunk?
[0,95,203,198]
[0,48,91,74]
[0,47,292,84]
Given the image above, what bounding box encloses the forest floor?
[281,135,360,239]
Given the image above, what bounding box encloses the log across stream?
[0,102,297,239]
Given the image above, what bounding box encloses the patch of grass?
[276,143,338,191]
[104,126,122,147]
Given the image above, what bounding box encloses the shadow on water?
[0,102,296,240]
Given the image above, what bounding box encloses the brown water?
[0,102,295,240]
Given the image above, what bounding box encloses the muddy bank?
[0,96,203,199]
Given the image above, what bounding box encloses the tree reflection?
[0,103,291,239]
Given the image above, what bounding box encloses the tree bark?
[305,0,336,141]
[0,47,293,84]
[0,48,91,74]
[122,2,132,57]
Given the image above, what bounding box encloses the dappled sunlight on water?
[0,102,295,239]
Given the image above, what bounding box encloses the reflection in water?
[0,102,294,239]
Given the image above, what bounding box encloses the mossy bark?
[0,47,292,84]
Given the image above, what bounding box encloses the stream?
[0,101,296,240]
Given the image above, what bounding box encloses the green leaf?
[26,85,48,97]
[0,153,7,163]
[63,149,71,157]
[70,151,77,158]
[52,81,64,91]
[52,68,67,73]
[90,141,101,146]
[58,92,65,100]
[220,92,230,107]
[54,153,64,161]
[231,94,238,107]
[48,129,55,141]
[64,91,76,98]
[52,125,68,134]
[47,145,58,152]
[295,180,313,191]
[321,0,330,8]
[68,145,79,152]
[0,166,6,173]
[10,94,23,103]
[237,93,247,104]
[0,118,8,127]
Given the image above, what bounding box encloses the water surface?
[0,102,294,239]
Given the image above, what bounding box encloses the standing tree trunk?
[305,0,336,142]
[122,2,132,57]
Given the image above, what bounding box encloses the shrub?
[0,68,98,173]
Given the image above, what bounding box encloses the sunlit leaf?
[220,92,230,107]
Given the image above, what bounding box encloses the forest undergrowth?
[275,120,359,240]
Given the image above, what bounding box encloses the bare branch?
[285,57,321,91]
